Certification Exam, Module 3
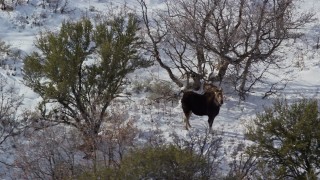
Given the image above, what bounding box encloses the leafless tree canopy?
[140,0,314,99]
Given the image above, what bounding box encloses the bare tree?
[139,0,314,99]
[225,143,259,180]
[10,105,138,179]
[170,129,223,178]
[13,125,85,180]
[94,104,138,168]
[0,76,23,146]
[0,76,28,178]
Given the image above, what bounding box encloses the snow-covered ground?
[0,0,320,178]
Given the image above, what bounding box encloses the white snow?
[0,0,319,178]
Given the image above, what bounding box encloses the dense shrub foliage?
[79,145,211,180]
[246,99,320,179]
[23,14,148,158]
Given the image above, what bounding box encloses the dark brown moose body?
[181,85,223,131]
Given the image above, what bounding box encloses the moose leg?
[183,111,192,130]
[208,116,214,133]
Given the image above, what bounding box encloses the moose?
[181,84,223,131]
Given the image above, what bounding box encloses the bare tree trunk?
[274,0,290,38]
[0,0,6,10]
[238,59,252,100]
[216,61,230,85]
[196,47,205,75]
